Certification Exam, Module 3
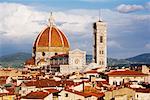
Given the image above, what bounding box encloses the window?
[99,61,101,65]
[100,36,103,43]
[113,81,117,85]
[99,50,104,54]
[113,81,115,85]
[120,81,122,85]
[42,52,45,56]
[102,61,104,65]
[99,50,101,54]
[65,93,68,97]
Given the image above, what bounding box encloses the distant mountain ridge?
[126,53,150,64]
[0,52,150,67]
[0,52,31,67]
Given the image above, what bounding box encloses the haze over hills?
[0,52,31,67]
[126,53,150,64]
[0,52,150,68]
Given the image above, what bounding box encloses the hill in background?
[0,52,31,68]
[0,52,150,68]
[126,53,150,64]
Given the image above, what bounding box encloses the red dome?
[34,25,69,48]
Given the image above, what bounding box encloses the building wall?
[91,96,98,100]
[44,94,53,100]
[115,95,127,100]
[19,86,37,96]
[35,51,66,65]
[68,49,86,73]
[109,76,145,85]
[60,65,70,74]
[59,90,90,100]
[142,65,150,83]
[0,69,22,77]
[93,21,107,70]
[0,95,16,100]
[135,92,150,100]
[85,73,99,79]
[74,84,83,92]
[105,88,135,100]
[69,49,86,66]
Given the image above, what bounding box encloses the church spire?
[48,12,54,26]
[98,9,102,22]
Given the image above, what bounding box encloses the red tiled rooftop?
[84,70,104,74]
[0,80,6,85]
[21,79,82,88]
[86,92,105,97]
[6,87,15,94]
[21,79,62,88]
[106,70,147,76]
[22,91,49,99]
[65,89,92,97]
[133,88,150,93]
[45,89,60,93]
[0,76,9,80]
[85,70,98,74]
[51,54,68,59]
[96,81,109,87]
[25,57,35,65]
[34,26,70,48]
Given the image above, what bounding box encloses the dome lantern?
[48,12,54,26]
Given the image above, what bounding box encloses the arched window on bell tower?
[100,36,103,43]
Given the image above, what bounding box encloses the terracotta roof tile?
[51,54,68,59]
[86,92,105,97]
[85,70,98,74]
[0,76,9,79]
[45,89,59,93]
[84,70,104,74]
[35,25,69,48]
[0,80,6,85]
[65,89,92,97]
[21,79,83,89]
[107,70,147,76]
[22,91,49,99]
[25,57,35,65]
[21,79,62,88]
[133,88,150,93]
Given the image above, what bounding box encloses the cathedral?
[25,13,107,74]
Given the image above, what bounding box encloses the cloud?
[145,2,150,10]
[107,40,122,48]
[0,3,150,58]
[54,11,96,34]
[145,43,150,49]
[0,3,48,44]
[116,4,144,13]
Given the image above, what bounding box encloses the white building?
[59,89,91,100]
[134,88,150,100]
[106,69,147,85]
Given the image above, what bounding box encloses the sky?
[0,0,150,59]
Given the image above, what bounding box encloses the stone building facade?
[93,20,107,70]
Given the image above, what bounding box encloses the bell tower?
[93,18,107,70]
